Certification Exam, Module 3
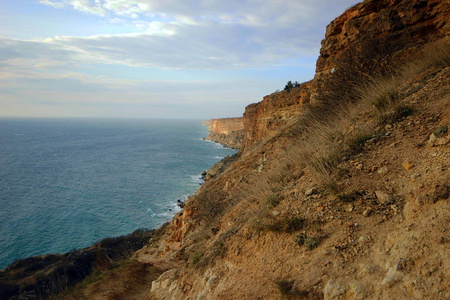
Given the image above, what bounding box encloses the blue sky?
[0,0,359,119]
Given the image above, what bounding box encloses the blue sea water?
[0,118,236,269]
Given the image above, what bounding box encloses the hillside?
[137,0,450,298]
[1,0,449,299]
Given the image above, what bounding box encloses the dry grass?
[289,38,450,182]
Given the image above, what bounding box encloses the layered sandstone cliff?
[242,81,312,149]
[203,117,244,149]
[316,0,450,78]
[241,0,449,150]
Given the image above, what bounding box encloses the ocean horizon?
[0,118,236,269]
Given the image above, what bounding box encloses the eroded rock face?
[203,118,244,149]
[242,81,312,149]
[316,0,450,78]
[240,0,449,150]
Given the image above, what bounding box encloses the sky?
[0,0,360,119]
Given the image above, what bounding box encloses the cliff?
[203,117,244,149]
[242,81,312,149]
[135,0,449,298]
[2,0,449,299]
[241,0,449,149]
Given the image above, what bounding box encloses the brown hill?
[134,0,450,299]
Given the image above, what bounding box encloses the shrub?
[255,215,305,233]
[192,252,204,265]
[345,133,373,155]
[284,81,301,91]
[433,126,448,138]
[305,237,319,251]
[268,216,305,233]
[336,190,363,202]
[295,235,319,251]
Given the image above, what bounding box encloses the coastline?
[0,122,237,299]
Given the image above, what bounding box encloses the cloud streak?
[2,0,359,118]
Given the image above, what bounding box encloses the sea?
[0,118,236,269]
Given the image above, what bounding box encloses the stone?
[428,131,450,147]
[206,274,219,290]
[382,267,404,288]
[402,161,414,170]
[415,195,427,206]
[347,282,366,299]
[363,207,372,217]
[324,279,346,300]
[378,166,389,175]
[305,187,318,196]
[375,191,393,205]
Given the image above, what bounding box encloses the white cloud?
[2,0,360,118]
[32,0,358,70]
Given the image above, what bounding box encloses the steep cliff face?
[204,118,244,135]
[241,0,449,150]
[316,0,449,78]
[203,117,244,149]
[242,81,312,149]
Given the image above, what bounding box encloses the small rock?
[382,267,403,288]
[346,204,354,212]
[375,191,393,205]
[363,207,372,217]
[206,274,219,290]
[347,282,366,299]
[402,161,414,170]
[272,210,280,216]
[428,133,450,146]
[378,166,389,175]
[305,187,318,196]
[415,195,426,206]
[324,279,346,300]
[390,204,399,215]
[358,236,368,243]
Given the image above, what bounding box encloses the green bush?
[295,235,319,251]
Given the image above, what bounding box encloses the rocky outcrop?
[242,81,312,149]
[240,0,449,150]
[316,0,449,78]
[203,117,244,149]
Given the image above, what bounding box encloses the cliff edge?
[203,117,244,149]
